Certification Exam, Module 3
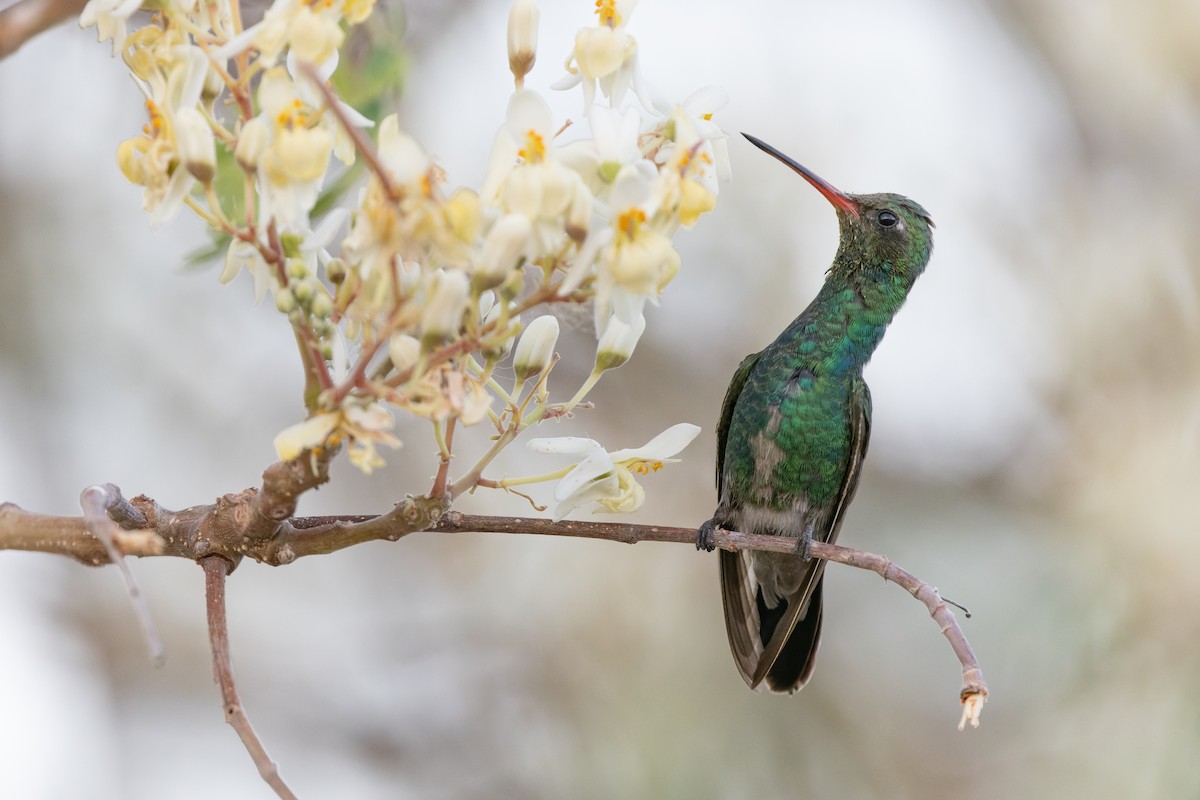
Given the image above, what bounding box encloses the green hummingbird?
[697,133,935,693]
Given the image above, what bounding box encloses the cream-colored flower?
[343,115,468,288]
[527,422,700,520]
[273,402,400,474]
[553,0,645,109]
[565,163,678,337]
[481,90,590,262]
[117,42,210,227]
[646,86,731,228]
[79,0,143,56]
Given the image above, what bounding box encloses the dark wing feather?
[719,549,762,684]
[749,377,874,692]
[715,352,762,496]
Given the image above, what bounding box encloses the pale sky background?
[1,0,1199,797]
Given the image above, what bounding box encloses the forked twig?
[79,484,165,666]
[202,556,298,800]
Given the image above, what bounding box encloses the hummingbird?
[697,133,935,693]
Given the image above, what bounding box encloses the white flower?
[645,86,732,227]
[483,90,591,262]
[254,66,334,230]
[527,422,700,520]
[116,44,211,227]
[79,0,143,56]
[558,104,642,198]
[566,163,678,336]
[553,0,648,110]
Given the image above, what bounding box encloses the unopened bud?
[388,334,421,373]
[507,0,539,86]
[286,258,309,280]
[420,270,470,347]
[595,314,645,373]
[293,278,316,304]
[565,179,591,244]
[310,291,333,318]
[202,63,225,102]
[481,301,518,361]
[476,214,531,294]
[175,107,216,185]
[512,315,559,384]
[236,117,269,173]
[325,257,347,284]
[275,287,298,313]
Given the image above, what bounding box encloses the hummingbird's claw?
[794,522,815,560]
[696,519,719,552]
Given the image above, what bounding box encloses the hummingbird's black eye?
[877,210,899,228]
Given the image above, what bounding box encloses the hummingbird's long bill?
[742,132,860,218]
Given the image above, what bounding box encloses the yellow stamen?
[145,100,165,135]
[617,208,646,239]
[595,0,621,27]
[518,129,546,163]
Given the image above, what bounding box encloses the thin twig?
[0,0,86,59]
[430,416,456,499]
[202,556,298,800]
[426,512,988,727]
[294,59,401,201]
[79,484,165,667]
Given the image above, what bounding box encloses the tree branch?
[202,555,297,800]
[1,498,987,727]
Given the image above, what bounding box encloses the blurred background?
[2,0,1199,797]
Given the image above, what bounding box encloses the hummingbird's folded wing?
[745,379,873,693]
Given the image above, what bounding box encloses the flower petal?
[609,422,701,462]
[527,436,603,456]
[274,412,340,461]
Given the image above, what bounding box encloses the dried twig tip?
[958,690,987,731]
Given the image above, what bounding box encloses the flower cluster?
[81,0,729,517]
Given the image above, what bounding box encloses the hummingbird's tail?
[719,549,825,694]
[758,583,823,693]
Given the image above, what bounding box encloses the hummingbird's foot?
[794,522,815,560]
[696,519,720,552]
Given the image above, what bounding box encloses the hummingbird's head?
[742,133,934,280]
